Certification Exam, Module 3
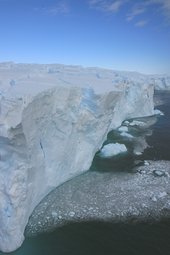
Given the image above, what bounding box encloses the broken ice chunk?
[154,109,164,116]
[99,143,127,158]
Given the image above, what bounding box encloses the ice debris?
[153,170,166,177]
[99,143,127,158]
[154,109,164,116]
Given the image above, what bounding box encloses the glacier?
[0,62,169,252]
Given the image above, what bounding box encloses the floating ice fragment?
[163,201,170,210]
[144,160,150,166]
[118,125,133,138]
[151,196,157,202]
[158,191,167,198]
[134,151,142,155]
[153,170,165,177]
[51,211,58,217]
[120,131,133,138]
[99,143,127,158]
[123,121,130,126]
[118,126,128,132]
[69,211,75,217]
[154,109,164,116]
[129,120,146,127]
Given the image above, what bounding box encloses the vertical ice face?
[0,124,29,252]
[0,63,156,252]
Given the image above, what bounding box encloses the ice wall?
[0,63,156,252]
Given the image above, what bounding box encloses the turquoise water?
[1,91,170,255]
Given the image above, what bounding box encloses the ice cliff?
[0,62,167,252]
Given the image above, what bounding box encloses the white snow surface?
[100,143,127,157]
[0,62,166,252]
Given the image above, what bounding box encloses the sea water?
[1,91,170,255]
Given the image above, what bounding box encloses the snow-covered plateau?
[0,62,169,252]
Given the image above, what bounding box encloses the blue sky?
[0,0,170,74]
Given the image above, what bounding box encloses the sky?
[0,0,170,74]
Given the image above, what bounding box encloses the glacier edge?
[0,64,156,252]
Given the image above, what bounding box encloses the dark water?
[1,91,170,255]
[2,220,170,255]
[142,91,170,160]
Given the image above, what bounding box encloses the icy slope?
[0,63,155,252]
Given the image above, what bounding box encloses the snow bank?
[100,143,127,158]
[0,63,156,252]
